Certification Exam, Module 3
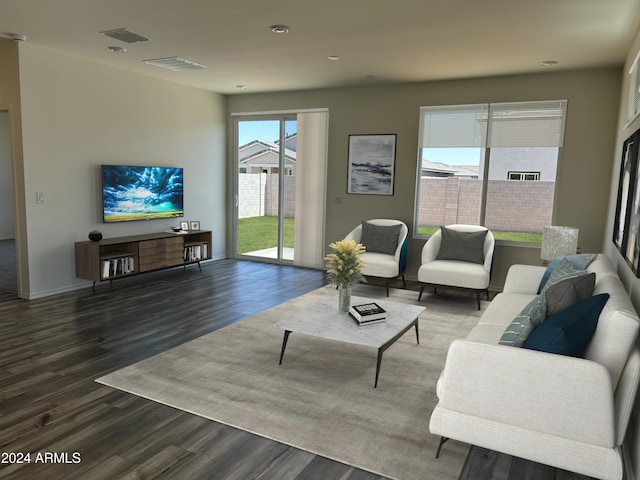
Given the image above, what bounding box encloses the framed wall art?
[347,134,396,195]
[613,126,640,275]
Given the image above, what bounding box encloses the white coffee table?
[275,294,425,387]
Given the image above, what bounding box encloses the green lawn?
[237,216,295,254]
[238,216,541,255]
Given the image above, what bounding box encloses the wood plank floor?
[1,259,585,480]
[1,260,394,480]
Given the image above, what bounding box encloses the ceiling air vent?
[100,28,150,43]
[143,57,208,72]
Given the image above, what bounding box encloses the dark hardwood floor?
[0,259,391,480]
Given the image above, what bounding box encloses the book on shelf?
[348,302,387,325]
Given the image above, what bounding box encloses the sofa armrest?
[437,340,616,447]
[502,264,546,294]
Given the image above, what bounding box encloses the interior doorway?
[0,110,17,301]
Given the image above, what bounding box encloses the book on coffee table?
[349,302,386,325]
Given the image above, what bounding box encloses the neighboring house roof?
[239,138,296,168]
[421,160,478,178]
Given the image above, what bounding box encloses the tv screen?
[101,165,184,223]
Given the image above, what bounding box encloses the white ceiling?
[1,0,640,95]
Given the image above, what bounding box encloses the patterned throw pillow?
[499,294,548,347]
[539,257,587,295]
[537,254,597,293]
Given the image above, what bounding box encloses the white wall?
[17,44,227,298]
[0,111,14,239]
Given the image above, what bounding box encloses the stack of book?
[348,302,387,326]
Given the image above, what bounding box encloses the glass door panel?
[235,117,297,263]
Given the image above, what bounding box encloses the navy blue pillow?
[523,293,609,357]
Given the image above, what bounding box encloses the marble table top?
[274,294,425,348]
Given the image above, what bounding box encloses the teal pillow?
[523,293,609,357]
[539,257,587,294]
[537,254,597,293]
[499,294,547,347]
[436,227,488,264]
[360,221,401,255]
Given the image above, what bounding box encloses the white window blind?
[419,104,488,148]
[294,110,329,269]
[488,100,567,148]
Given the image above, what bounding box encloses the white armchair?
[344,219,408,296]
[417,224,495,309]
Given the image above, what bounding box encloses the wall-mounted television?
[101,165,184,223]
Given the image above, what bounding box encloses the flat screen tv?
[101,165,184,223]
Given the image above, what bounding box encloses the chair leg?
[418,284,425,301]
[435,436,449,458]
[401,274,406,289]
[385,279,390,297]
[476,291,481,310]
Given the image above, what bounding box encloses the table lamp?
[540,226,579,262]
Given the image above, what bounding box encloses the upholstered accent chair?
[418,224,495,309]
[344,219,408,296]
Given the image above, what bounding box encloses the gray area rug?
[97,284,486,480]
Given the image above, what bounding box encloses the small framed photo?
[190,220,200,231]
[180,221,189,231]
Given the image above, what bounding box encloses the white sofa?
[429,254,640,480]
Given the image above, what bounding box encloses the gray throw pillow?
[436,226,488,264]
[539,257,587,294]
[545,272,595,317]
[360,221,401,255]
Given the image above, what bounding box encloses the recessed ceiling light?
[236,85,249,90]
[540,60,558,67]
[9,33,28,42]
[108,46,127,53]
[270,25,289,34]
[328,55,341,61]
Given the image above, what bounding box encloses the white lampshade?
[541,226,579,261]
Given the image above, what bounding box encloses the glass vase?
[338,284,352,313]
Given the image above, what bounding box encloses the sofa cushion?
[436,227,487,264]
[545,273,595,316]
[417,260,490,290]
[523,294,609,357]
[360,221,401,255]
[539,257,587,294]
[537,254,596,293]
[584,275,640,386]
[498,294,547,347]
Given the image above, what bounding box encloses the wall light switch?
[36,192,45,204]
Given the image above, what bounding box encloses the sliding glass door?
[235,116,297,263]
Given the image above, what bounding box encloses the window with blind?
[414,100,567,243]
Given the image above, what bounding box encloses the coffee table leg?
[415,322,420,344]
[375,349,383,388]
[279,330,291,365]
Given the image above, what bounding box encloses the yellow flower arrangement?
[324,239,367,288]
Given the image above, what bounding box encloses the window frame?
[414,100,567,244]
